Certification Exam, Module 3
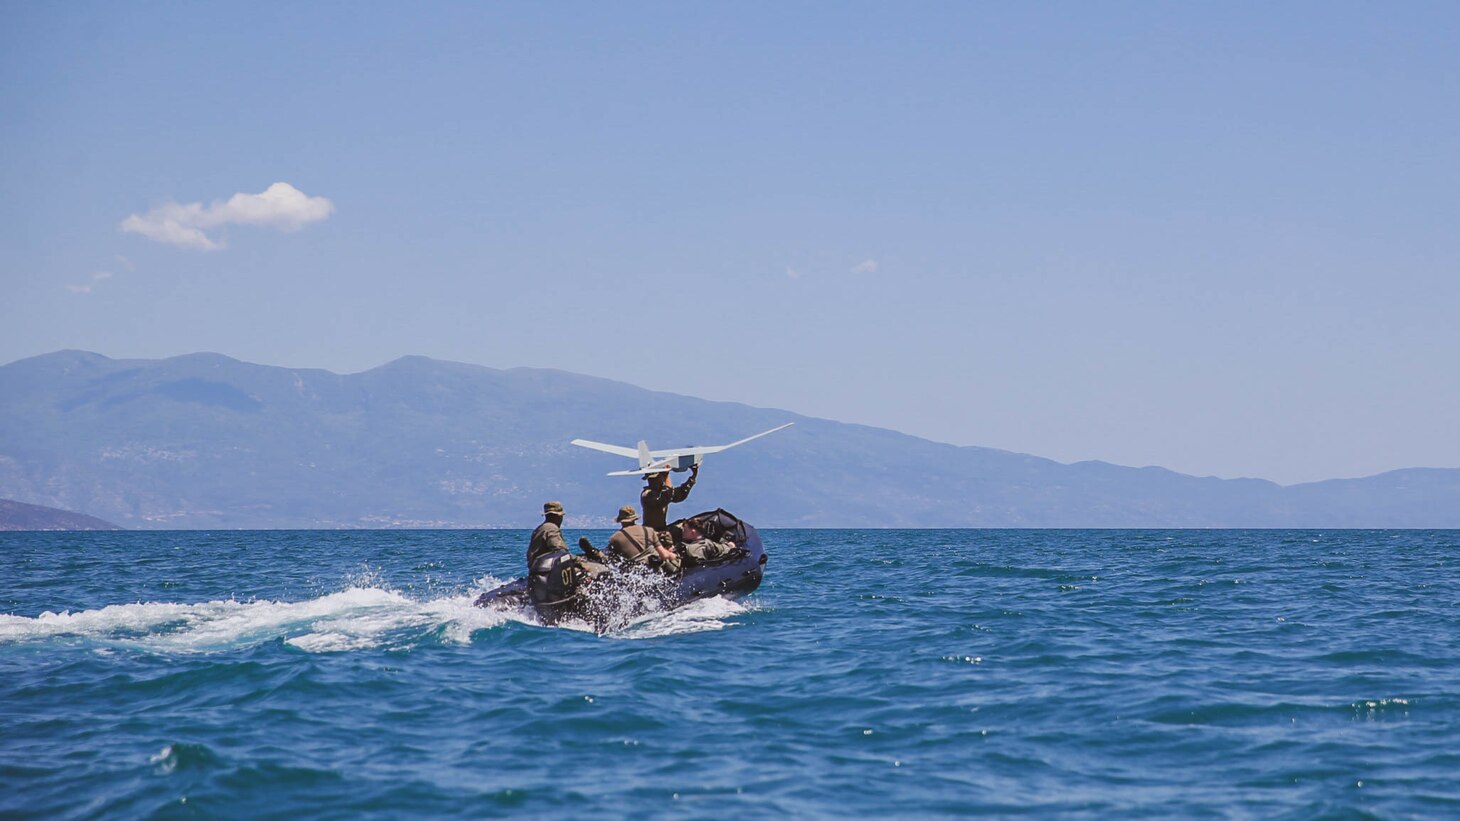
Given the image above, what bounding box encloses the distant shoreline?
[6,525,1457,533]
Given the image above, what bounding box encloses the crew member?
[527,501,570,564]
[526,501,589,605]
[641,463,697,531]
[679,519,739,564]
[606,505,680,572]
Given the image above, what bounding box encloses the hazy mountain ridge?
[0,498,120,531]
[1,351,1457,528]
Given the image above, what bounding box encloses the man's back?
[607,524,659,564]
[527,520,567,566]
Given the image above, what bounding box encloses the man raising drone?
[641,462,697,531]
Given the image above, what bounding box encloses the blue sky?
[3,2,1458,484]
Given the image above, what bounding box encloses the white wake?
[0,579,748,652]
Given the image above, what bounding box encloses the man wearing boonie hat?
[524,500,591,607]
[606,504,680,573]
[527,501,571,567]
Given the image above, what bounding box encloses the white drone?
[571,423,794,476]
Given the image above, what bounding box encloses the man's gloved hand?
[579,536,608,563]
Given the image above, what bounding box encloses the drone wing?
[645,422,795,459]
[568,438,640,459]
[606,466,673,477]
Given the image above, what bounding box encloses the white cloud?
[786,266,802,279]
[65,270,114,295]
[120,182,334,251]
[851,258,879,274]
[121,202,219,250]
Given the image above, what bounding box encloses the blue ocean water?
[2,528,1457,818]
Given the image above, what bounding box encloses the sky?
[2,2,1458,485]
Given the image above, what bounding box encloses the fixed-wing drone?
[570,423,794,476]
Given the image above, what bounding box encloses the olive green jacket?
[526,520,569,568]
[607,524,659,564]
[640,473,696,530]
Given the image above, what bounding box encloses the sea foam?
[0,583,517,653]
[0,577,742,652]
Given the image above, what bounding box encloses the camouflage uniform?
[526,502,571,567]
[526,501,589,604]
[608,523,660,565]
[640,469,696,530]
[607,505,680,573]
[678,518,736,563]
[527,520,570,563]
[681,537,727,563]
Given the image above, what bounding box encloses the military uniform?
[678,519,739,564]
[683,536,737,563]
[527,519,570,567]
[526,501,588,605]
[607,505,679,573]
[608,523,660,565]
[641,469,696,530]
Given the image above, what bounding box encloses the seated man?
[678,520,742,565]
[526,501,602,605]
[606,505,680,574]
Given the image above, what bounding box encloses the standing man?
[641,463,698,531]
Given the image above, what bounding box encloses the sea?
[2,528,1457,818]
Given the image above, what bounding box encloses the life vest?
[528,549,585,605]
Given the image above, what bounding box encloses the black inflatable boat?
[474,509,767,633]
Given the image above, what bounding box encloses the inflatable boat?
[474,509,767,633]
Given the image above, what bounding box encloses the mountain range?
[0,498,120,531]
[1,350,1457,529]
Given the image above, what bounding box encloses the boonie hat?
[616,505,639,523]
[543,501,564,516]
